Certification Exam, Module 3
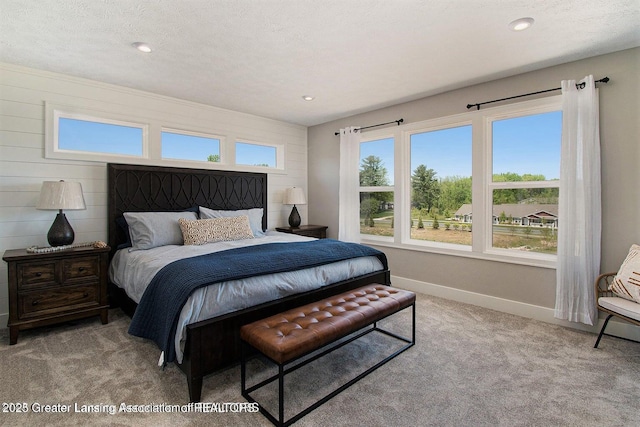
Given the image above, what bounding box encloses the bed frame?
[107,163,391,402]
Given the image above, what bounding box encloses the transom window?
[45,103,286,173]
[162,129,221,163]
[52,112,147,159]
[236,141,278,168]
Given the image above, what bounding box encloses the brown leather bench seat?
[241,284,415,364]
[240,284,416,427]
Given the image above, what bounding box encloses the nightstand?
[2,245,110,345]
[275,225,328,239]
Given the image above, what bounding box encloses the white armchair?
[594,272,640,348]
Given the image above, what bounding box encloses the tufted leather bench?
[240,284,415,427]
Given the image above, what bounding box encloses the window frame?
[356,96,562,269]
[405,121,474,251]
[358,132,396,243]
[46,104,149,162]
[161,127,226,164]
[234,139,285,170]
[482,100,561,263]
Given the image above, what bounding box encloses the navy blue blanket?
[128,239,387,363]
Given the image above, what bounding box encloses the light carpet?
[1,292,639,427]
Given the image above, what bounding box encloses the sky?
[360,110,562,185]
[60,110,561,176]
[58,118,276,167]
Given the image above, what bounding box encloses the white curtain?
[338,126,361,242]
[554,75,601,325]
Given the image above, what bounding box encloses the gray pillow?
[198,206,265,237]
[123,211,198,250]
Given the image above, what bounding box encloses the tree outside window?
[359,138,394,238]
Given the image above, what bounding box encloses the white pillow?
[199,206,265,237]
[123,211,198,251]
[609,244,640,304]
[179,216,254,245]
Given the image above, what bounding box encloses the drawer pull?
[78,267,86,272]
[35,272,42,277]
[32,300,39,306]
[83,292,89,298]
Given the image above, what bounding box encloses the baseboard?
[391,275,640,343]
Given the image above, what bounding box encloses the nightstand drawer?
[275,225,328,239]
[295,229,327,239]
[18,262,58,290]
[19,284,99,317]
[62,256,100,283]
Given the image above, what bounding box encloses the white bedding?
[109,231,384,363]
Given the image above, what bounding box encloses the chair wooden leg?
[594,314,614,348]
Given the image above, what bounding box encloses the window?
[359,137,394,239]
[53,113,146,158]
[489,111,561,255]
[162,129,221,163]
[45,103,288,173]
[353,96,562,267]
[235,141,279,168]
[409,125,472,247]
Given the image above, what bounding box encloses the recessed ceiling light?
[132,42,152,53]
[508,17,534,31]
[302,95,315,101]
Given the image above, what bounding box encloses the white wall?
[0,63,308,325]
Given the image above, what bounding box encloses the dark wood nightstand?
[2,245,110,345]
[275,225,328,239]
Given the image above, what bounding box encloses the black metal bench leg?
[594,314,613,348]
[241,341,247,394]
[279,364,284,427]
[412,302,416,344]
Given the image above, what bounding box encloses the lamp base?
[288,205,301,228]
[47,212,75,247]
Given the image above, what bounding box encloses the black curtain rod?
[466,77,610,110]
[334,118,404,135]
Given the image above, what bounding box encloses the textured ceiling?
[0,0,639,126]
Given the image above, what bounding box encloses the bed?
[106,163,391,402]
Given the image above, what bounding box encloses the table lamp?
[283,187,306,228]
[36,180,86,246]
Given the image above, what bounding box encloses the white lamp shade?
[283,187,306,205]
[36,181,86,211]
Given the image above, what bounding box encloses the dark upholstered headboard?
[107,163,267,254]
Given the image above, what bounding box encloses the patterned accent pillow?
[179,216,254,245]
[608,244,640,304]
[198,206,264,237]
